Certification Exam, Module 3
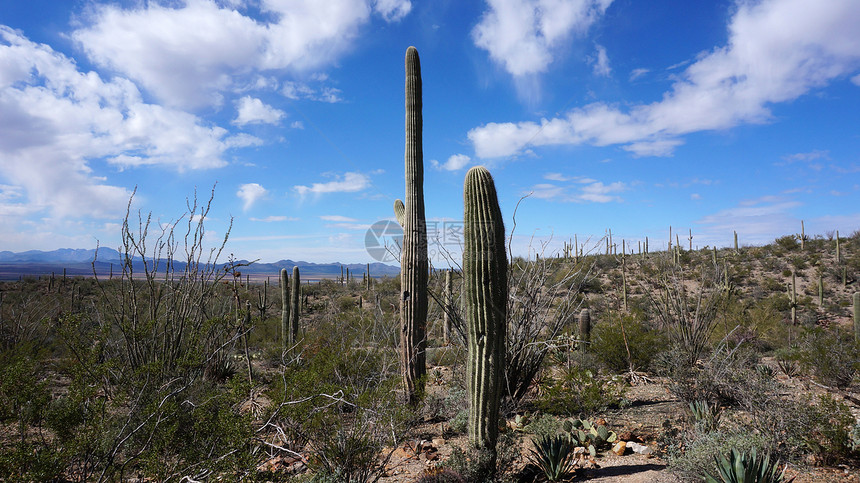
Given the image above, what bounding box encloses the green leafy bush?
[797,327,859,387]
[592,312,668,373]
[536,367,627,416]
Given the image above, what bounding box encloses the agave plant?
[704,448,795,483]
[689,399,722,433]
[528,434,577,481]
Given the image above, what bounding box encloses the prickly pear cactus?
[464,166,508,459]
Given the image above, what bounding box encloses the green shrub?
[524,413,562,441]
[591,312,668,373]
[797,327,859,388]
[536,367,627,416]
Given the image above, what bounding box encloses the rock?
[432,437,446,447]
[612,441,627,456]
[627,442,654,455]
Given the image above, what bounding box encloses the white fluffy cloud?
[431,154,472,171]
[294,172,370,198]
[373,0,412,21]
[472,0,612,77]
[529,177,625,203]
[233,96,285,125]
[0,27,248,219]
[72,0,408,109]
[591,44,611,77]
[237,183,268,211]
[469,0,860,158]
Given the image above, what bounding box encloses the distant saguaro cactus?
[464,166,508,464]
[579,308,591,353]
[853,292,859,342]
[290,266,300,343]
[280,268,290,347]
[398,46,429,405]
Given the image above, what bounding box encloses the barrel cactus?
[464,166,508,463]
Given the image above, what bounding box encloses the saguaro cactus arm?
[394,199,405,226]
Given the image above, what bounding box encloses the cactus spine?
[280,268,291,347]
[398,46,429,404]
[464,166,507,461]
[290,266,300,343]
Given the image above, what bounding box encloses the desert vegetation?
[1,46,859,482]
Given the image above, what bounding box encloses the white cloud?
[237,183,268,211]
[294,172,370,198]
[282,81,344,103]
[472,0,613,77]
[0,27,246,219]
[591,44,611,77]
[629,68,648,81]
[469,0,860,158]
[781,150,829,163]
[250,215,298,222]
[696,195,803,247]
[71,0,396,109]
[233,96,285,125]
[373,0,412,22]
[579,181,625,202]
[431,154,472,171]
[527,179,625,203]
[320,215,358,222]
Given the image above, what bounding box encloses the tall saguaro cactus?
[464,166,508,463]
[396,46,429,405]
[289,266,300,343]
[280,268,291,347]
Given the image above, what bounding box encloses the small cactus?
[561,418,617,456]
[579,308,591,353]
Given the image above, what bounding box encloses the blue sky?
[1,0,859,265]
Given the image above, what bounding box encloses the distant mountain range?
[0,248,400,281]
